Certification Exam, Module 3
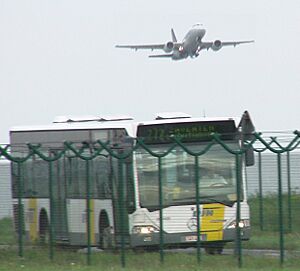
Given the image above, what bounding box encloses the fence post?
[85,160,91,265]
[286,151,292,232]
[158,156,164,264]
[235,154,242,268]
[17,162,24,258]
[48,161,54,260]
[118,158,126,268]
[277,153,284,266]
[258,152,264,231]
[194,156,201,264]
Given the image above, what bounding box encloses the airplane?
[115,24,254,60]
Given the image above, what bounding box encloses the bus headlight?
[227,219,250,229]
[132,225,159,234]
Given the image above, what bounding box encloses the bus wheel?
[204,245,224,255]
[99,215,112,250]
[39,212,49,244]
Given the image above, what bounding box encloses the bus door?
[51,155,69,242]
[110,154,135,247]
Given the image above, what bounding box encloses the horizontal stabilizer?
[115,44,165,50]
[149,54,173,58]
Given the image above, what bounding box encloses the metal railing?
[1,132,300,268]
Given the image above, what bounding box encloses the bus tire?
[39,210,49,245]
[204,244,224,255]
[99,213,112,250]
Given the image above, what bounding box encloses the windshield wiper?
[200,197,234,207]
[141,196,235,211]
[172,196,235,207]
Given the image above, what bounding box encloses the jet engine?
[163,41,174,53]
[211,40,222,51]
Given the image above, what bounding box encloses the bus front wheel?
[204,244,224,255]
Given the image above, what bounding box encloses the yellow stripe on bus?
[89,199,95,245]
[201,203,225,241]
[28,198,38,242]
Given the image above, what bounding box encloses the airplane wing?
[200,40,254,50]
[115,44,165,50]
[221,40,254,46]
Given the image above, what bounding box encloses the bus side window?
[93,156,111,199]
[24,156,48,198]
[34,159,49,197]
[65,157,86,199]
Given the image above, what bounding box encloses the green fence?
[1,131,300,269]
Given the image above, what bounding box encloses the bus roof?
[10,115,240,142]
[10,119,138,137]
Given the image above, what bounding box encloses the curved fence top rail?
[1,131,300,162]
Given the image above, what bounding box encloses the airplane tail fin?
[171,28,177,42]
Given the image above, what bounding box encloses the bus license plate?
[185,234,206,242]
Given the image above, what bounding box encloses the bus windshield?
[136,142,241,210]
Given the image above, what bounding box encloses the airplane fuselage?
[177,28,206,60]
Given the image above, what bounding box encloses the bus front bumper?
[130,227,250,248]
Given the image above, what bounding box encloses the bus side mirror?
[238,111,255,167]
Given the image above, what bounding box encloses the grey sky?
[0,1,300,143]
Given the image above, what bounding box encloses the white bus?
[0,159,12,219]
[10,112,254,253]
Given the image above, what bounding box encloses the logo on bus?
[187,217,197,231]
[187,208,215,231]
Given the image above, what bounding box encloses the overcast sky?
[0,1,300,143]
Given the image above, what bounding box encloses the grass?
[248,193,300,232]
[246,194,300,251]
[0,217,16,245]
[0,247,300,271]
[0,194,300,270]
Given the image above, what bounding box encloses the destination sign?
[137,120,237,144]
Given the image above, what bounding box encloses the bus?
[0,159,12,219]
[10,112,254,254]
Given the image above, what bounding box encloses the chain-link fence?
[1,132,300,268]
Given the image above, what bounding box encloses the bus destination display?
[137,120,236,144]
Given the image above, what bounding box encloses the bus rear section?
[9,118,136,247]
